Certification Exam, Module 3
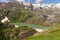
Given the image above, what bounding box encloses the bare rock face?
[26,11,60,26]
[41,12,60,26]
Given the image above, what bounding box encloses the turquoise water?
[10,23,49,30]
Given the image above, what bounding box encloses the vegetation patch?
[25,27,60,40]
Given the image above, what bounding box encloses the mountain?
[32,3,60,9]
[0,0,60,9]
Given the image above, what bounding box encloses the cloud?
[35,0,43,3]
[17,0,25,2]
[17,0,23,2]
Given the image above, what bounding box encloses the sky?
[0,0,60,4]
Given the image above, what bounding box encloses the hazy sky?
[0,0,60,4]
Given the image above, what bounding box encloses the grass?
[25,24,60,40]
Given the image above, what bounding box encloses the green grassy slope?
[25,26,60,40]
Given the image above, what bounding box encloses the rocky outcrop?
[42,12,60,26]
[26,11,60,26]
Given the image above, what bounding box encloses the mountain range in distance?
[0,0,60,9]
